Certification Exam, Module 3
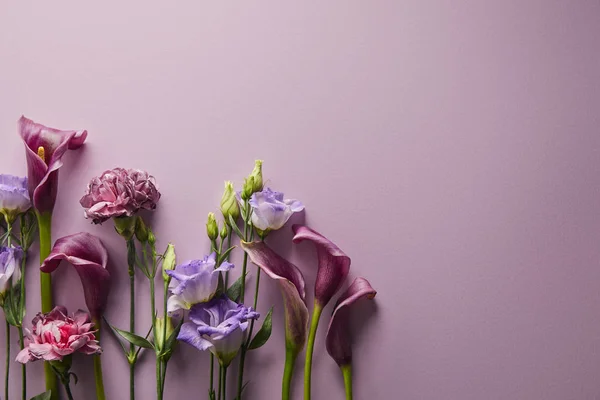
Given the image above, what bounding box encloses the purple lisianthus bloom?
[79,168,160,224]
[177,296,259,367]
[166,253,234,316]
[0,246,24,298]
[0,175,31,223]
[249,188,304,232]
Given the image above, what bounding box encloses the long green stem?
[64,381,75,400]
[159,279,169,400]
[304,303,323,400]
[5,320,10,400]
[222,366,227,400]
[127,239,136,400]
[18,240,27,400]
[92,321,106,400]
[224,230,232,287]
[341,365,353,400]
[282,347,297,400]
[217,366,223,400]
[210,354,215,398]
[149,277,160,399]
[18,327,26,400]
[37,211,58,400]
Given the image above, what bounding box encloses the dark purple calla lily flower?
[292,225,351,308]
[18,116,87,214]
[326,277,377,367]
[241,241,309,353]
[40,232,109,321]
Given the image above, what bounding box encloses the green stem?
[224,230,232,287]
[130,363,135,400]
[304,303,323,400]
[160,360,168,398]
[210,354,215,398]
[37,211,58,400]
[236,347,247,399]
[341,365,353,400]
[64,380,75,400]
[217,366,222,400]
[92,322,106,400]
[222,366,227,400]
[282,347,297,400]
[5,320,10,400]
[18,327,26,400]
[159,279,169,400]
[149,278,160,399]
[126,239,136,400]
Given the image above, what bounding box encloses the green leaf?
[163,318,183,353]
[103,317,129,355]
[248,307,273,350]
[226,273,248,302]
[217,245,236,265]
[228,215,244,239]
[30,390,52,400]
[112,325,154,349]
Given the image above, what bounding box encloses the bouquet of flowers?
[1,116,378,400]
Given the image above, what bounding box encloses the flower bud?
[241,176,255,201]
[220,181,240,223]
[113,216,137,240]
[135,216,149,242]
[249,160,263,193]
[206,212,218,241]
[162,243,176,281]
[147,229,156,247]
[155,316,175,360]
[220,223,228,240]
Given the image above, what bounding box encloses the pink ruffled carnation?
[16,306,101,363]
[79,167,160,224]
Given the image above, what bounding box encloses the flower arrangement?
[1,116,378,400]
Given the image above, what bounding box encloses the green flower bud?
[135,216,149,242]
[155,316,175,361]
[241,176,255,201]
[206,212,218,241]
[249,159,263,193]
[162,243,176,281]
[113,216,137,240]
[147,229,156,247]
[220,181,240,223]
[220,223,228,240]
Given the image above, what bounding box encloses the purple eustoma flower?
[0,246,23,298]
[18,116,87,214]
[0,175,30,223]
[249,188,304,232]
[41,233,110,321]
[166,253,234,316]
[177,296,259,367]
[80,168,161,224]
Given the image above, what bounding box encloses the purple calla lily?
[292,225,351,308]
[292,225,351,400]
[240,241,308,400]
[326,277,377,367]
[40,232,110,321]
[18,116,87,214]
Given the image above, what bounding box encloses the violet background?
[1,1,600,399]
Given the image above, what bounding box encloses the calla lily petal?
[40,232,109,320]
[326,277,377,367]
[292,225,351,307]
[18,116,88,213]
[241,241,308,353]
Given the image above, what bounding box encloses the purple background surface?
[1,1,600,399]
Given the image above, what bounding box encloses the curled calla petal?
[241,241,308,353]
[326,277,377,367]
[19,116,88,214]
[292,225,351,307]
[40,232,109,320]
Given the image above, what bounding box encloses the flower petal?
[325,278,377,367]
[40,233,109,320]
[241,241,308,353]
[19,116,87,213]
[292,225,351,307]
